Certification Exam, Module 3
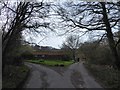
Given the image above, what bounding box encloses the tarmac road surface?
[24,62,104,89]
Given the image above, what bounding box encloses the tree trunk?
[2,24,22,72]
[2,31,14,72]
[101,2,120,69]
[72,49,76,62]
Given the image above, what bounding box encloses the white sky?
[0,0,109,49]
[35,33,67,49]
[24,29,90,49]
[23,0,104,49]
[23,0,80,49]
[0,0,88,49]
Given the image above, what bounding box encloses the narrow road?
[24,62,74,88]
[24,62,104,89]
[68,62,103,88]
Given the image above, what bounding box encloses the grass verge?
[3,64,29,88]
[26,59,74,67]
[84,63,120,89]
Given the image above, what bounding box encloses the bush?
[84,63,120,89]
[60,64,64,67]
[79,41,114,66]
[21,51,34,60]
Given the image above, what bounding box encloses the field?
[26,59,74,66]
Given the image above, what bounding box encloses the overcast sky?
[23,0,74,49]
[0,0,107,49]
[24,28,90,49]
[23,0,104,49]
[0,0,84,49]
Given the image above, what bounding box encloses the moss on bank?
[3,64,29,88]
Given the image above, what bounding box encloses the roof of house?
[32,51,66,56]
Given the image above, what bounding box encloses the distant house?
[33,45,58,51]
[21,45,70,60]
[32,51,70,60]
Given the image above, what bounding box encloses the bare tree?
[61,35,81,61]
[1,1,51,71]
[56,1,120,69]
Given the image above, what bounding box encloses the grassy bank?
[3,65,29,88]
[26,59,74,66]
[84,63,120,89]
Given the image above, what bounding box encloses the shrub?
[79,41,114,66]
[85,63,120,89]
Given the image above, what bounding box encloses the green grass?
[84,63,120,89]
[3,65,29,88]
[26,59,74,66]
